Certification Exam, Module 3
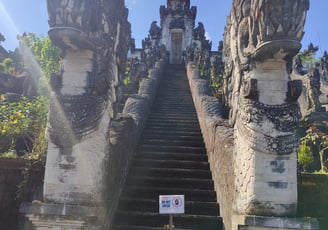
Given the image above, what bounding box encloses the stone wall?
[298,173,328,229]
[0,158,44,230]
[291,72,314,116]
[291,72,328,116]
[186,62,320,230]
[104,59,166,228]
[20,59,166,229]
[186,62,235,230]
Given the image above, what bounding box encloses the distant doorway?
[170,30,183,64]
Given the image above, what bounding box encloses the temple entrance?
[170,30,183,64]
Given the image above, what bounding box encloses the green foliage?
[0,58,15,74]
[0,33,60,159]
[0,151,17,158]
[19,33,61,80]
[300,53,316,70]
[0,94,48,157]
[298,144,314,172]
[123,76,131,85]
[299,127,328,173]
[210,73,224,96]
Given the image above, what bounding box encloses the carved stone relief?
[224,0,309,217]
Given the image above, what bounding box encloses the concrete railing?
[104,58,167,228]
[20,59,167,229]
[186,62,235,229]
[186,62,320,230]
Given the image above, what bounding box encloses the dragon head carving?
[224,0,309,127]
[46,0,131,149]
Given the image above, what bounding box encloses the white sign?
[159,195,185,214]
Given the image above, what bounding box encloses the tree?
[298,144,314,172]
[18,33,61,80]
[0,58,15,74]
[0,33,61,157]
[300,127,328,173]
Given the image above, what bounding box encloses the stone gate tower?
[160,0,196,64]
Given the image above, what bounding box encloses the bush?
[0,94,48,158]
[298,144,314,172]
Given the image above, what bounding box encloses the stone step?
[138,145,206,154]
[117,198,219,216]
[149,112,197,118]
[153,97,194,102]
[140,138,204,147]
[147,113,198,119]
[145,124,199,130]
[154,99,193,104]
[136,151,208,162]
[151,107,196,112]
[129,167,212,179]
[146,117,199,122]
[113,211,222,229]
[125,176,214,190]
[142,129,202,137]
[133,159,210,170]
[145,120,200,128]
[144,125,201,132]
[151,104,196,109]
[121,186,217,202]
[141,134,203,142]
[112,64,222,229]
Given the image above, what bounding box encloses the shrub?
[0,95,48,158]
[298,144,314,172]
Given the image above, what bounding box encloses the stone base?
[20,202,105,230]
[232,215,319,230]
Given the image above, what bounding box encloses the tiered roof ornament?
[160,0,196,20]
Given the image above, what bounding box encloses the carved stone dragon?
[224,0,309,216]
[44,0,130,205]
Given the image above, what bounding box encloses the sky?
[0,0,327,56]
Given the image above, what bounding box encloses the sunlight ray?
[0,2,21,49]
[0,2,82,175]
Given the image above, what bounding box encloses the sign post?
[159,195,185,230]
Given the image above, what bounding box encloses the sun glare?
[0,1,78,164]
[0,2,21,50]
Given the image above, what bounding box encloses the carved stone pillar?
[233,59,301,216]
[224,0,318,229]
[22,0,130,228]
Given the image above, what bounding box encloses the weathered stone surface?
[24,0,132,229]
[43,113,111,206]
[233,215,319,230]
[187,62,235,230]
[124,60,165,128]
[221,0,310,222]
[123,95,149,129]
[187,60,318,229]
[0,159,44,230]
[298,173,328,229]
[105,59,167,229]
[21,202,101,218]
[291,70,326,117]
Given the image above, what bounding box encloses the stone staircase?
[112,64,222,230]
